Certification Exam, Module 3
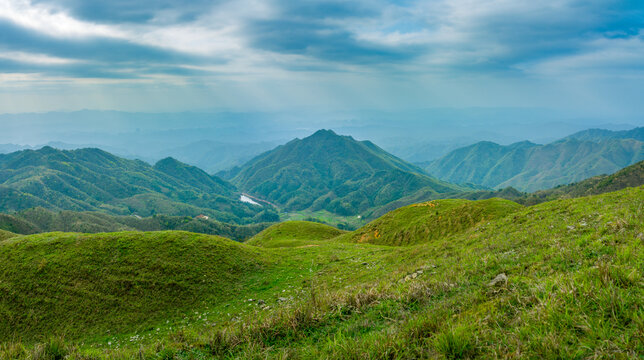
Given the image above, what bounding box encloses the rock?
[566,225,575,230]
[257,299,265,306]
[488,273,508,287]
[411,273,418,279]
[277,297,288,302]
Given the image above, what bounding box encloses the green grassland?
[338,198,522,246]
[1,186,642,359]
[246,221,346,248]
[0,229,16,241]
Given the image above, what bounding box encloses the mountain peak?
[308,129,339,139]
[231,133,463,215]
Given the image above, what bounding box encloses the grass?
[0,186,642,359]
[282,209,366,230]
[0,231,268,342]
[338,197,523,246]
[0,229,17,241]
[246,221,346,248]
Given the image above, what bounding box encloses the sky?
[0,0,643,118]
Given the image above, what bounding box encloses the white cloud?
[518,33,644,76]
[0,50,81,64]
[0,0,125,38]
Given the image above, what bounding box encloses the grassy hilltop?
[0,186,642,359]
[247,220,346,248]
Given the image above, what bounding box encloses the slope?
[246,221,345,248]
[232,129,469,216]
[338,198,523,246]
[0,229,16,241]
[0,207,272,241]
[2,186,641,359]
[0,231,268,341]
[426,137,643,191]
[0,147,272,223]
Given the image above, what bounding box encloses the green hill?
[0,229,16,241]
[246,221,345,248]
[1,186,641,359]
[338,198,523,246]
[0,147,274,223]
[426,137,644,191]
[0,207,271,241]
[520,160,644,205]
[0,186,642,359]
[232,129,470,216]
[0,231,268,341]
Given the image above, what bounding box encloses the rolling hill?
[231,129,471,216]
[519,159,644,205]
[0,229,16,241]
[338,198,523,246]
[1,186,641,359]
[0,231,268,341]
[0,147,274,224]
[246,220,345,248]
[426,135,643,191]
[387,159,644,213]
[0,207,271,241]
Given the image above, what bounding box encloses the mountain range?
[1,127,643,227]
[0,147,275,224]
[425,127,643,192]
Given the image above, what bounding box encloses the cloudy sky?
[0,0,643,117]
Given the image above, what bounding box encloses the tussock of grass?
[246,221,345,248]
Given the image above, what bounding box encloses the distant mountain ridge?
[562,126,644,142]
[426,127,644,192]
[0,147,273,224]
[231,129,471,216]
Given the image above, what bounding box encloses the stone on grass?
[488,273,508,287]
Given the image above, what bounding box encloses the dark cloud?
[248,19,421,65]
[281,1,378,19]
[0,20,219,78]
[1,0,643,79]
